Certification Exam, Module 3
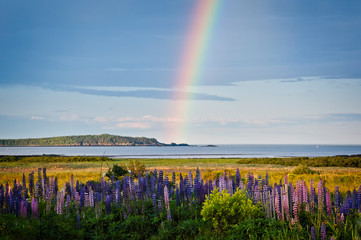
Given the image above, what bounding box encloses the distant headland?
[0,134,189,147]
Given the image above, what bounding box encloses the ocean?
[1,144,361,159]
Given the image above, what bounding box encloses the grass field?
[1,157,361,194]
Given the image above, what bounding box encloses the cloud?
[30,116,44,120]
[41,84,235,101]
[116,122,151,129]
[327,113,361,122]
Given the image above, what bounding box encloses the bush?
[292,164,316,175]
[106,164,128,180]
[201,188,264,234]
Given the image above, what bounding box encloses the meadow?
[2,156,361,239]
[1,156,361,194]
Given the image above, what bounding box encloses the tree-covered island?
[0,134,188,147]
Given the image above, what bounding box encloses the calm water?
[1,145,361,158]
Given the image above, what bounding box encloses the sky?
[1,0,361,145]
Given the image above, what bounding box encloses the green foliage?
[201,188,264,233]
[226,217,308,240]
[237,155,361,168]
[105,164,128,180]
[292,164,316,174]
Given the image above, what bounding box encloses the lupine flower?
[20,199,27,218]
[152,193,157,214]
[275,190,282,220]
[358,186,361,212]
[340,212,344,222]
[321,223,326,240]
[164,185,171,222]
[254,180,260,203]
[318,180,324,212]
[158,199,162,212]
[172,172,176,185]
[335,186,340,208]
[352,189,358,210]
[284,173,288,185]
[326,190,332,216]
[105,195,112,214]
[31,198,38,219]
[77,213,81,230]
[293,202,298,223]
[29,172,34,197]
[176,188,180,206]
[310,226,316,240]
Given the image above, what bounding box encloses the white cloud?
[116,122,150,129]
[30,116,44,120]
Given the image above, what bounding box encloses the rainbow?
[168,0,221,143]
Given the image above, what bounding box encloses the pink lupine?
[164,185,171,222]
[293,202,299,223]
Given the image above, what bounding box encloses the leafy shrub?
[127,159,147,178]
[106,164,128,180]
[201,188,264,233]
[292,164,316,174]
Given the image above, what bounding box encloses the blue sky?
[1,0,361,144]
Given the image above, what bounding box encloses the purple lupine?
[158,170,164,196]
[0,185,4,214]
[352,189,358,210]
[74,191,80,209]
[335,186,340,208]
[188,171,193,191]
[219,174,225,193]
[66,194,71,213]
[22,174,27,198]
[37,168,43,199]
[247,173,254,195]
[254,179,260,203]
[20,199,27,218]
[164,175,169,188]
[152,193,157,214]
[176,188,180,206]
[326,190,332,216]
[172,172,176,185]
[310,226,316,240]
[29,172,34,198]
[317,180,324,213]
[31,198,38,219]
[235,169,241,187]
[320,223,326,240]
[158,199,162,212]
[358,186,361,212]
[284,173,288,185]
[265,173,269,186]
[105,195,112,214]
[77,213,81,230]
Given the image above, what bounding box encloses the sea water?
[1,144,361,158]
